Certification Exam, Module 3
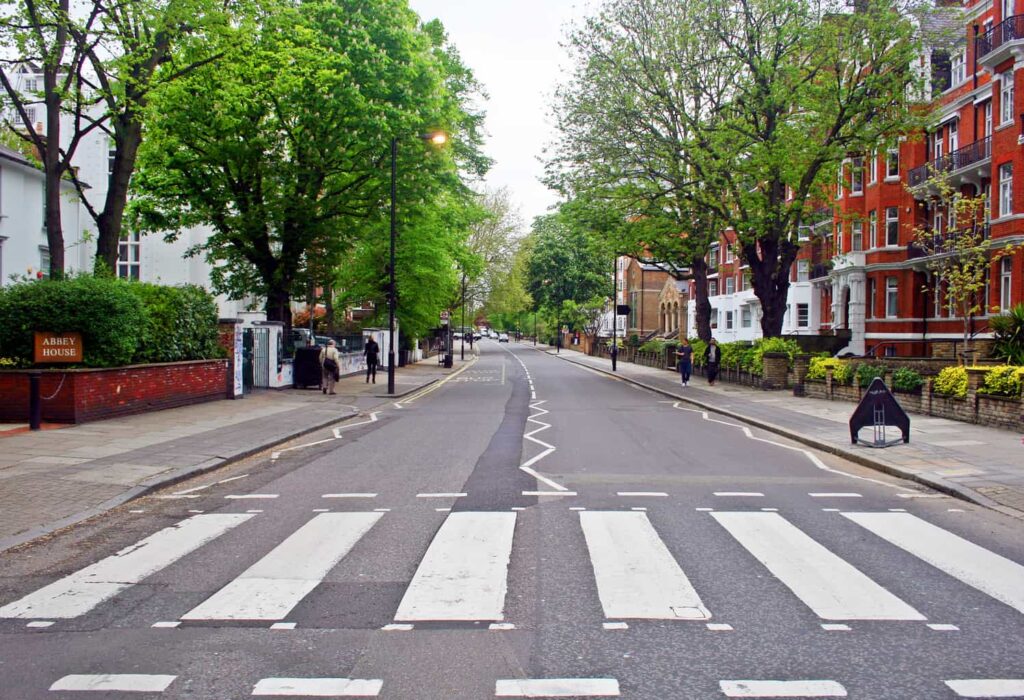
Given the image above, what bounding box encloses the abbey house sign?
[34,331,83,363]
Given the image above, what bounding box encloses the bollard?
[28,371,42,431]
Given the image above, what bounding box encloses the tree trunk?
[690,258,712,341]
[41,1,68,279]
[265,287,292,330]
[748,236,797,338]
[95,119,143,273]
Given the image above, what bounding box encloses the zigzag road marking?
[270,412,380,461]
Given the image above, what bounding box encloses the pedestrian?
[364,336,380,384]
[704,337,721,386]
[320,339,341,395]
[675,338,693,387]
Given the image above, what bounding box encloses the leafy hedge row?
[806,357,926,392]
[690,337,802,376]
[0,276,223,368]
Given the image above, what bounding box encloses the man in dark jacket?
[364,337,380,384]
[704,337,721,385]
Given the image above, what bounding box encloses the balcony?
[810,262,832,280]
[907,136,992,195]
[975,14,1024,70]
[906,224,990,261]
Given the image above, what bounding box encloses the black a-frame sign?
[849,377,910,447]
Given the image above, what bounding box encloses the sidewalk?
[543,346,1024,520]
[0,356,474,551]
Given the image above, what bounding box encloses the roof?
[0,142,39,169]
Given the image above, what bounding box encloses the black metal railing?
[908,136,992,187]
[810,263,832,279]
[906,224,990,259]
[976,14,1024,59]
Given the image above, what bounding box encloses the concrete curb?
[551,353,1024,521]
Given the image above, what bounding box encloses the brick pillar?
[218,318,244,399]
[761,352,789,391]
[923,377,933,416]
[792,353,811,397]
[825,368,834,400]
[966,367,987,424]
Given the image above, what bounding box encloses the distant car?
[453,331,463,340]
[498,332,509,343]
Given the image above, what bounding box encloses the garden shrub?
[855,362,887,388]
[934,366,967,398]
[750,337,802,375]
[977,365,1024,397]
[990,303,1024,365]
[891,367,924,393]
[127,283,223,363]
[0,275,144,367]
[806,356,853,383]
[690,338,708,365]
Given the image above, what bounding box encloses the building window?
[951,50,966,87]
[725,276,735,295]
[933,209,943,236]
[886,276,899,318]
[886,149,899,179]
[709,279,718,296]
[868,150,878,185]
[725,245,734,263]
[797,303,809,328]
[933,129,943,161]
[39,246,50,279]
[725,310,734,330]
[710,310,718,329]
[949,119,959,153]
[851,158,864,194]
[25,106,36,124]
[836,221,843,255]
[1000,163,1013,217]
[837,164,844,198]
[867,278,876,319]
[984,100,993,138]
[108,139,116,177]
[851,221,863,251]
[117,232,141,280]
[708,245,719,271]
[24,77,38,92]
[948,197,957,231]
[1004,0,1015,20]
[797,259,809,282]
[1001,257,1013,311]
[869,210,877,249]
[1001,71,1015,125]
[741,307,752,328]
[885,207,899,246]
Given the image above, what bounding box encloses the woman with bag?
[320,339,341,395]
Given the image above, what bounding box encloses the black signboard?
[849,377,910,447]
[616,304,631,316]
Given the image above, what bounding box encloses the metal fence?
[243,326,271,389]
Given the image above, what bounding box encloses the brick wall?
[0,360,228,424]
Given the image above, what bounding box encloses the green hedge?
[0,276,222,368]
[934,366,967,398]
[977,365,1024,397]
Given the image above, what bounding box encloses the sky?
[406,0,593,233]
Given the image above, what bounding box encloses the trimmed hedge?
[934,366,967,398]
[977,365,1024,397]
[0,276,222,368]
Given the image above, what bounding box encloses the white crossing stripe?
[181,512,382,621]
[0,514,252,619]
[252,678,382,696]
[711,512,924,620]
[579,511,710,620]
[808,493,862,498]
[719,680,847,697]
[50,674,177,692]
[844,512,1024,615]
[944,679,1024,697]
[394,512,516,621]
[495,678,620,697]
[714,492,764,497]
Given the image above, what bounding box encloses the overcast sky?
[407,0,593,233]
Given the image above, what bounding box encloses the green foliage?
[748,337,802,375]
[891,367,924,393]
[806,357,854,384]
[0,276,144,367]
[525,211,613,313]
[977,365,1024,398]
[639,338,678,353]
[855,363,887,388]
[990,304,1024,365]
[934,366,968,398]
[126,284,223,363]
[690,338,708,365]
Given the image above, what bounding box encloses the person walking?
[704,337,721,386]
[364,336,380,384]
[675,338,693,387]
[320,339,341,395]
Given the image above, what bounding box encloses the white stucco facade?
[686,280,817,342]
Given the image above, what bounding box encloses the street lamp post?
[611,254,618,372]
[387,131,447,395]
[460,271,466,361]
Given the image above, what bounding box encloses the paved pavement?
[543,346,1024,520]
[0,356,475,551]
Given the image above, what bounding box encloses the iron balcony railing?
[908,136,992,188]
[810,263,832,280]
[976,14,1024,59]
[906,224,990,259]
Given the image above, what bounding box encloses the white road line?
[252,678,382,696]
[270,622,296,630]
[928,623,959,631]
[50,674,177,693]
[945,679,1024,697]
[225,494,278,500]
[490,622,516,630]
[714,492,764,497]
[395,512,516,621]
[711,512,924,621]
[181,512,382,621]
[580,511,710,620]
[707,623,734,631]
[808,493,862,498]
[416,492,467,498]
[603,622,628,630]
[151,621,180,628]
[843,512,1024,615]
[896,493,946,499]
[495,678,620,697]
[522,491,578,497]
[27,620,53,627]
[323,493,377,499]
[381,623,413,631]
[218,474,249,484]
[0,514,252,619]
[616,492,668,497]
[821,623,851,631]
[719,680,847,697]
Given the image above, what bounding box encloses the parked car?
[498,332,509,343]
[453,331,463,340]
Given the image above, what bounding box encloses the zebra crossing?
[4,506,1024,630]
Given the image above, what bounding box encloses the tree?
[525,211,612,314]
[911,172,1018,362]
[0,0,240,275]
[132,1,487,327]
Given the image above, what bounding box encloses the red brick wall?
[0,360,228,424]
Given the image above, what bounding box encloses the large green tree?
[132,1,486,327]
[525,210,611,314]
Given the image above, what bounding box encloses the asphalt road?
[1,340,1023,699]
